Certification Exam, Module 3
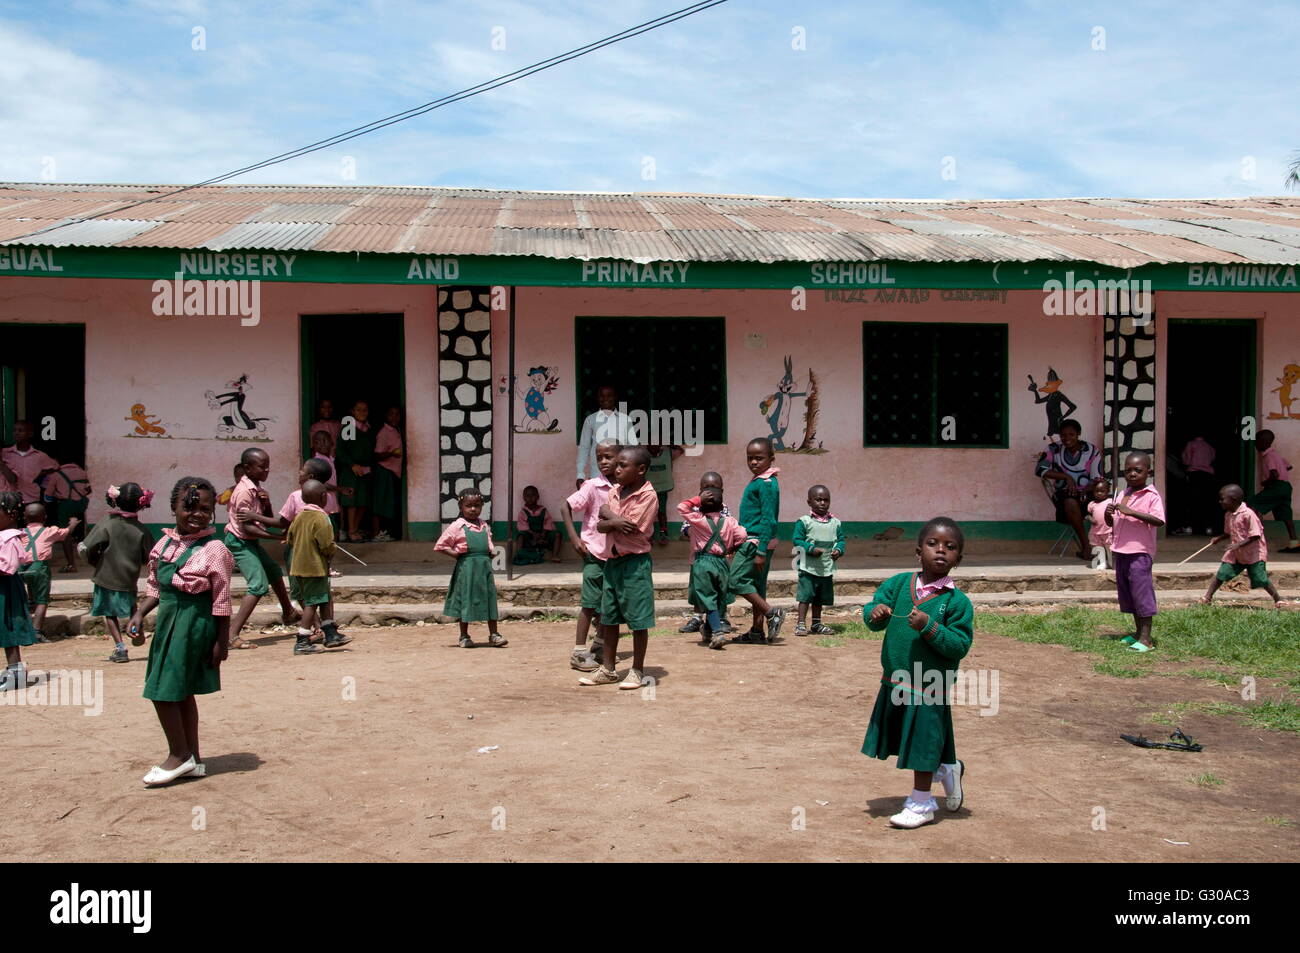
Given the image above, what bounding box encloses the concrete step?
[38,587,1289,638]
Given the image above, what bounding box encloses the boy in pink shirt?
[1202,485,1288,607]
[1248,430,1298,552]
[0,420,59,503]
[579,447,657,689]
[561,438,618,672]
[678,486,746,647]
[1105,452,1166,652]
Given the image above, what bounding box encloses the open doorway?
[1,323,85,463]
[300,314,406,538]
[1165,319,1255,534]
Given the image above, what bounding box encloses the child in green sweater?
[81,483,155,663]
[727,438,785,643]
[792,485,843,636]
[861,517,973,829]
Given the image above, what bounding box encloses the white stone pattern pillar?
[1103,315,1156,478]
[438,286,494,522]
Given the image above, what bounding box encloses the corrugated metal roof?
[1,182,1298,266]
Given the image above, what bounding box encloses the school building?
[2,183,1298,545]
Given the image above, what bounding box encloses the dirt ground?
[9,615,1298,863]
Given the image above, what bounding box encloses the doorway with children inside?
[1,323,88,569]
[300,314,407,542]
[1165,319,1256,536]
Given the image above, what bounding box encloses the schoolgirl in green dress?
[335,400,376,543]
[128,477,236,788]
[0,492,37,693]
[434,489,506,648]
[862,517,973,829]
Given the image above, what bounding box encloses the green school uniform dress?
[861,572,974,772]
[143,539,224,702]
[689,516,732,613]
[793,514,844,606]
[443,522,499,622]
[0,532,36,648]
[20,527,53,606]
[335,425,376,509]
[514,507,555,565]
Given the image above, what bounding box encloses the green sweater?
[737,474,780,550]
[864,572,973,685]
[792,514,844,576]
[286,508,337,576]
[81,515,154,592]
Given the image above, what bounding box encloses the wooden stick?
[335,544,368,567]
[1178,540,1217,565]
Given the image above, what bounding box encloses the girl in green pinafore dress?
[335,401,376,543]
[128,477,236,787]
[434,489,506,649]
[861,517,974,830]
[0,492,37,693]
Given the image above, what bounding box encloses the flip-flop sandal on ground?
[1120,728,1203,752]
[230,636,258,650]
[1127,641,1155,653]
[1119,635,1137,645]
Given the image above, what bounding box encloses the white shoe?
[142,756,197,787]
[889,797,937,829]
[936,761,965,811]
[188,762,206,778]
[619,668,645,690]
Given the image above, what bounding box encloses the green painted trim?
[2,246,1297,291]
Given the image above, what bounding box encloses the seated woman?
[1034,418,1103,560]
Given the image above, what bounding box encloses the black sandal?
[1120,728,1203,752]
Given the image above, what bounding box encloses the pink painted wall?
[0,276,440,526]
[490,287,1107,526]
[3,275,1295,534]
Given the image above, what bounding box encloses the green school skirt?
[444,552,498,622]
[689,553,730,614]
[91,584,135,619]
[796,570,834,606]
[21,559,51,606]
[600,552,655,630]
[143,589,220,701]
[372,466,401,520]
[580,554,606,610]
[0,574,37,648]
[862,677,957,773]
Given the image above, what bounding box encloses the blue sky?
[1,0,1296,198]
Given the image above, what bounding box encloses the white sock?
[297,627,312,637]
[910,788,933,806]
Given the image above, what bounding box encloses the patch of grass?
[1148,699,1300,734]
[1190,772,1225,789]
[1093,659,1147,678]
[976,606,1299,691]
[531,612,571,624]
[831,620,883,641]
[814,637,844,648]
[1264,816,1293,827]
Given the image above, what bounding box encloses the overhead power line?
[4,0,728,244]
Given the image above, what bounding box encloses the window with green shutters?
[862,321,1008,447]
[575,316,727,443]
